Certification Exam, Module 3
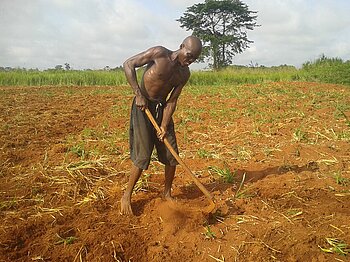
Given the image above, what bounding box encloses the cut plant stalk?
[145,108,216,213]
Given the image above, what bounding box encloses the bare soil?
[0,83,349,262]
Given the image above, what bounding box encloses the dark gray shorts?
[129,98,179,170]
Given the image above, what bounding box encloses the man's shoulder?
[152,46,169,52]
[147,46,170,57]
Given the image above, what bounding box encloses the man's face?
[180,47,200,67]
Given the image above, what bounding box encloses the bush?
[302,55,350,85]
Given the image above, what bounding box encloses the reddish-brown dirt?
[0,83,349,261]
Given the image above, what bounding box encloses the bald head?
[182,36,202,58]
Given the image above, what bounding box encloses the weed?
[262,145,282,158]
[0,198,18,211]
[319,238,350,256]
[286,209,301,216]
[333,172,349,186]
[336,130,350,141]
[234,173,246,199]
[55,234,77,245]
[286,208,303,221]
[262,147,274,157]
[197,148,214,159]
[182,108,203,123]
[111,101,130,118]
[208,166,235,183]
[69,143,87,159]
[134,173,152,193]
[335,104,350,127]
[293,128,308,142]
[235,146,253,161]
[203,225,216,239]
[235,187,253,199]
[81,128,96,139]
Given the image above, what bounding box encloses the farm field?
[0,82,350,261]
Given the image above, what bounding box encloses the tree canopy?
[177,0,258,70]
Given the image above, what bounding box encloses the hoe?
[145,108,216,213]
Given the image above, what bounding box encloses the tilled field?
[0,83,349,261]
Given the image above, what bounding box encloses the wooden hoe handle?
[145,108,214,206]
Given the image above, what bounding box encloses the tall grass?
[189,65,304,86]
[0,69,128,86]
[302,55,350,85]
[0,56,349,86]
[0,66,303,87]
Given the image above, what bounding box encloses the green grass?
[319,238,350,256]
[292,128,308,143]
[333,172,350,186]
[302,55,350,85]
[0,198,18,211]
[133,173,153,193]
[189,65,304,86]
[55,234,77,245]
[203,225,216,239]
[1,55,349,86]
[0,69,127,86]
[208,165,235,183]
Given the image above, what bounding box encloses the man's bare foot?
[120,195,133,215]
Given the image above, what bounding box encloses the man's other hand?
[157,126,167,142]
[135,95,148,111]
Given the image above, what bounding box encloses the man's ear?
[179,43,184,49]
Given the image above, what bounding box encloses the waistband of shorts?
[147,98,166,107]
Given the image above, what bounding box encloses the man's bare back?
[121,36,202,215]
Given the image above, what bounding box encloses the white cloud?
[234,0,350,66]
[1,0,350,69]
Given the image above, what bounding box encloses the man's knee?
[131,157,151,170]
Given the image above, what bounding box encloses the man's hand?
[157,126,167,142]
[135,95,148,111]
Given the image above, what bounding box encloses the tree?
[64,63,71,71]
[177,0,258,70]
[55,65,63,70]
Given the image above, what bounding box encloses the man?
[121,36,202,215]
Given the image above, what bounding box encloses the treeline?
[0,56,349,86]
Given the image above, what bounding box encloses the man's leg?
[121,164,143,215]
[164,165,176,200]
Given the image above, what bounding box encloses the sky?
[1,0,350,70]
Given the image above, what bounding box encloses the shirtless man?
[121,36,202,215]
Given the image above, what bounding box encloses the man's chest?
[146,62,188,85]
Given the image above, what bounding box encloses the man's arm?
[123,47,158,110]
[157,83,185,141]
